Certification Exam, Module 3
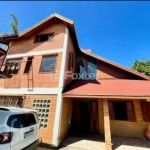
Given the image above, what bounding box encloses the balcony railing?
[0,96,33,108]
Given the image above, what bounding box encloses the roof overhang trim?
[63,94,150,99]
[81,50,150,80]
[0,34,19,45]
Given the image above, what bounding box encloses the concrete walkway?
[112,136,150,150]
[59,134,105,150]
[37,136,150,150]
[59,138,105,150]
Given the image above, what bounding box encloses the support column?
[52,27,69,146]
[103,99,112,150]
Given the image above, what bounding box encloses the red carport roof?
[63,79,150,97]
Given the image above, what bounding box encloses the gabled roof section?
[0,13,80,49]
[82,50,150,80]
[20,13,74,37]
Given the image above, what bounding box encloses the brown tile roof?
[63,79,150,98]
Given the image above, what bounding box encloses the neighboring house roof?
[0,34,19,45]
[63,79,150,98]
[82,50,150,80]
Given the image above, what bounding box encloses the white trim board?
[7,49,63,59]
[0,88,60,95]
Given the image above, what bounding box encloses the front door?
[80,101,91,132]
[91,101,99,133]
[71,100,99,134]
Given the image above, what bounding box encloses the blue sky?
[0,2,150,68]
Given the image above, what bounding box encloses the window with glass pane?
[24,57,33,73]
[4,59,22,74]
[40,56,56,72]
[88,62,97,79]
[48,34,53,41]
[35,33,54,43]
[77,60,86,79]
[7,113,36,128]
[77,59,97,80]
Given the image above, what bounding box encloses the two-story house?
[0,13,150,150]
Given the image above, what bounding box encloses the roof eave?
[19,13,74,38]
[0,34,19,45]
[63,94,150,99]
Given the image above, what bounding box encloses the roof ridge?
[19,13,73,37]
[52,13,74,23]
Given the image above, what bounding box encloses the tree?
[9,13,19,34]
[131,60,150,77]
[1,13,19,36]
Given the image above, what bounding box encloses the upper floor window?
[88,61,97,78]
[34,33,54,43]
[4,59,22,75]
[24,57,33,73]
[68,52,75,71]
[77,59,97,80]
[40,55,56,72]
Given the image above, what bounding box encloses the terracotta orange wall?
[0,52,62,88]
[59,97,73,143]
[23,94,57,145]
[97,61,140,79]
[98,99,150,138]
[64,33,76,87]
[0,23,66,88]
[8,23,65,55]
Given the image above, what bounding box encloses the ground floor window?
[108,101,136,122]
[141,101,150,122]
[0,96,23,107]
